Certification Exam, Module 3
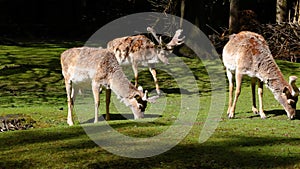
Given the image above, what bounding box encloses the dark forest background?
[0,0,277,41]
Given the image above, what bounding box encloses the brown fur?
[61,47,148,126]
[223,31,299,119]
[107,29,184,94]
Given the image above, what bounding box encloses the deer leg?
[226,69,234,116]
[92,83,101,123]
[132,64,139,88]
[229,73,243,118]
[258,80,266,119]
[65,80,75,126]
[149,66,160,95]
[105,88,111,121]
[251,78,259,114]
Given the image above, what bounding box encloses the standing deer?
[107,27,185,94]
[61,47,156,126]
[223,31,299,119]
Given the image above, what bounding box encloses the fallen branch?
[209,22,300,62]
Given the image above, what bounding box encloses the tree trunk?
[276,0,288,23]
[292,0,300,24]
[277,0,300,24]
[229,0,239,34]
[180,0,185,28]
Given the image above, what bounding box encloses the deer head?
[146,27,185,64]
[129,86,159,119]
[281,76,299,119]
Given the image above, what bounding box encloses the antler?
[147,27,185,49]
[166,29,185,49]
[147,27,161,44]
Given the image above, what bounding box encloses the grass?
[0,42,300,168]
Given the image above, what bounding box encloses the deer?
[107,27,185,95]
[61,47,157,126]
[222,31,299,119]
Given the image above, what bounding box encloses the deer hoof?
[252,107,259,115]
[260,114,267,119]
[67,121,74,126]
[228,114,235,119]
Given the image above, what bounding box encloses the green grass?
[0,43,300,168]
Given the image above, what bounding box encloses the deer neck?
[252,54,286,94]
[108,69,137,102]
[155,47,172,64]
[262,69,289,99]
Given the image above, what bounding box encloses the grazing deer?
[222,31,299,119]
[61,47,156,126]
[107,27,185,94]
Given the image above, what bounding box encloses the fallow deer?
[107,27,185,94]
[61,47,156,126]
[222,31,299,119]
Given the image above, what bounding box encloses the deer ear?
[137,86,143,92]
[288,99,295,105]
[142,90,148,101]
[138,103,144,109]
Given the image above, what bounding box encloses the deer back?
[61,47,119,86]
[223,31,285,83]
[107,35,168,65]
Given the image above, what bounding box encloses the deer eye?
[134,94,141,100]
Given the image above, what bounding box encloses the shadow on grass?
[0,47,67,107]
[1,125,300,168]
[86,135,300,169]
[236,110,300,120]
[264,109,300,120]
[82,113,162,124]
[160,87,199,95]
[136,87,201,95]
